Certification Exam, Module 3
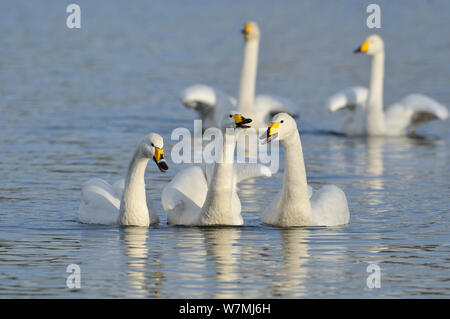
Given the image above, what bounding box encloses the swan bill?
[153,147,168,173]
[155,160,168,173]
[231,114,252,128]
[241,23,251,35]
[354,41,369,54]
[260,122,279,144]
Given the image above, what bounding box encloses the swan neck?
[199,130,238,225]
[119,149,150,225]
[367,51,386,135]
[237,40,259,117]
[279,131,312,225]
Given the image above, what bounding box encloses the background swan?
[327,34,448,136]
[260,113,350,227]
[78,133,168,226]
[161,112,271,226]
[180,21,299,129]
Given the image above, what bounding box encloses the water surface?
[0,0,449,298]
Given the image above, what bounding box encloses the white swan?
[327,34,448,136]
[180,21,299,129]
[260,113,350,227]
[161,112,272,226]
[78,133,168,226]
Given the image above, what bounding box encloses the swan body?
[260,113,350,227]
[162,112,272,226]
[78,133,168,226]
[180,22,299,129]
[327,34,448,136]
[162,162,271,225]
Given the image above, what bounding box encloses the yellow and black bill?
[354,41,369,54]
[260,122,280,144]
[231,114,252,128]
[153,147,168,172]
[241,23,251,35]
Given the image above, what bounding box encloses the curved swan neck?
[199,129,238,225]
[367,51,386,135]
[119,149,150,225]
[237,39,259,118]
[278,130,312,225]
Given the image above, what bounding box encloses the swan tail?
[310,185,350,226]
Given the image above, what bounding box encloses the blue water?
[0,0,449,298]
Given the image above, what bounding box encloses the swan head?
[260,113,297,144]
[221,111,252,129]
[241,21,260,41]
[354,34,384,56]
[139,133,168,173]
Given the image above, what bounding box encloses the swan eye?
[151,143,154,147]
[280,120,284,123]
[229,114,232,118]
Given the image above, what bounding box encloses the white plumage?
[180,22,299,129]
[162,162,272,226]
[260,113,350,227]
[327,34,448,136]
[78,178,123,225]
[78,133,167,226]
[162,112,272,226]
[181,84,299,129]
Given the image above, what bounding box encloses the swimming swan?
[327,34,448,136]
[78,133,168,226]
[260,113,350,227]
[161,112,271,226]
[180,21,299,129]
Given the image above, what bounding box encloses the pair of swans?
[180,21,299,129]
[328,34,448,136]
[162,112,349,227]
[78,112,350,227]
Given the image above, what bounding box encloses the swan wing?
[179,84,236,127]
[254,94,299,125]
[202,162,272,185]
[161,166,208,224]
[78,178,121,225]
[385,94,449,134]
[327,86,368,112]
[180,84,218,109]
[233,163,272,183]
[112,178,125,198]
[310,185,350,226]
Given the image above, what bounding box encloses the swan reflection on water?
[274,227,310,297]
[122,226,163,298]
[203,227,242,298]
[114,134,445,298]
